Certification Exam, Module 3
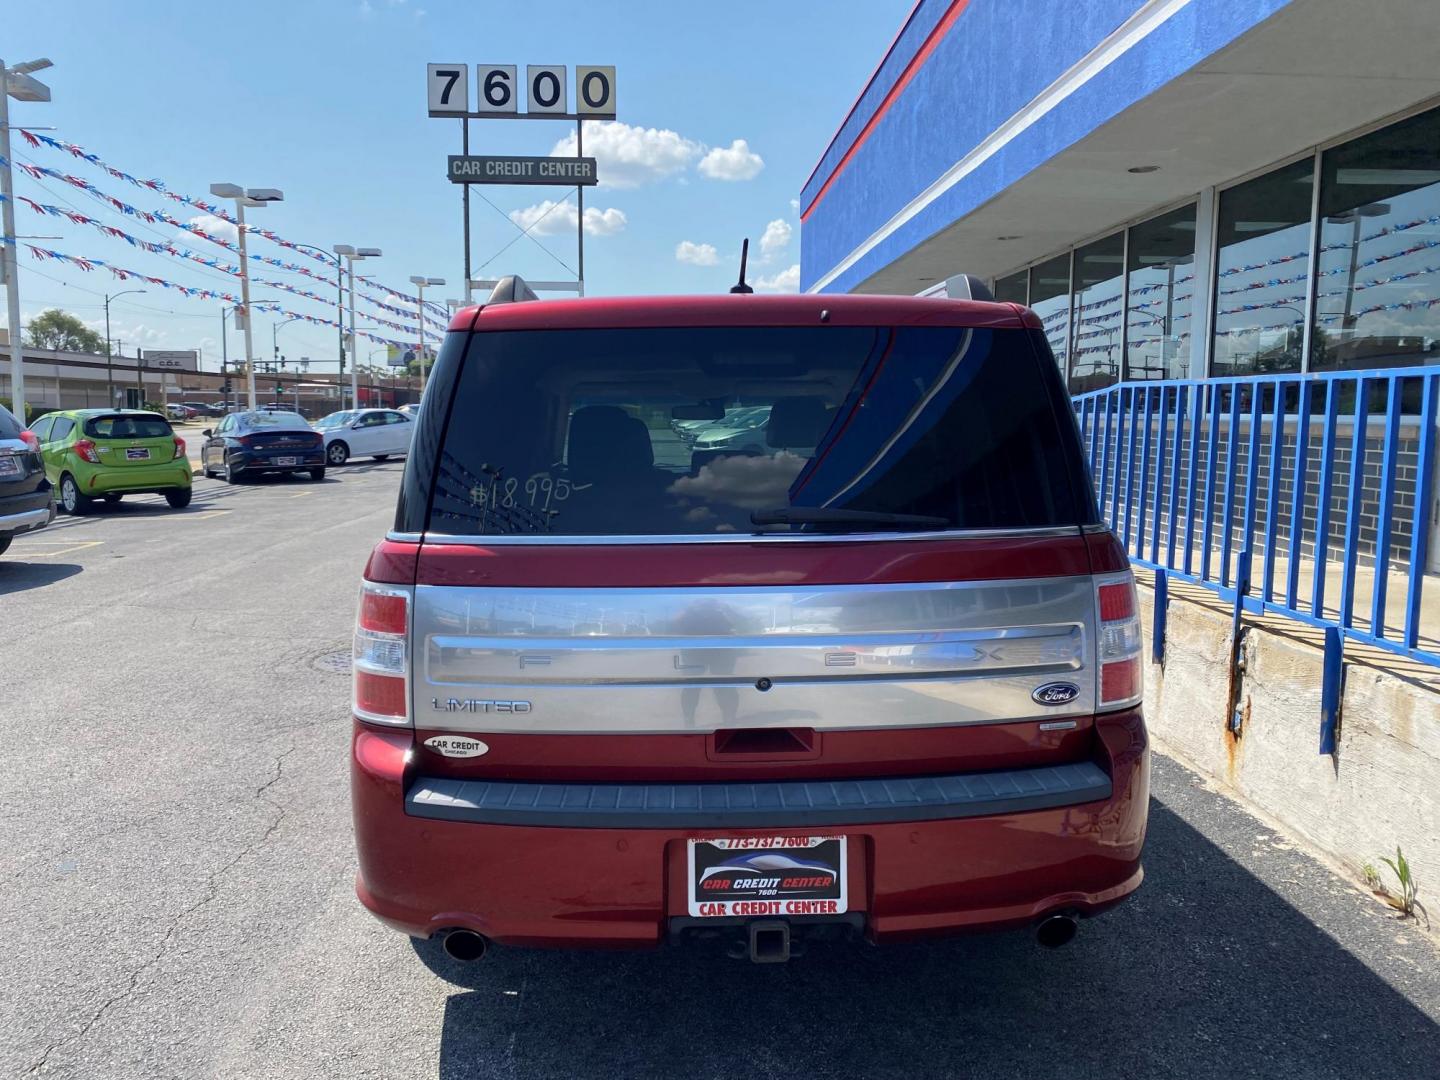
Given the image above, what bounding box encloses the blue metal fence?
[1073,365,1440,669]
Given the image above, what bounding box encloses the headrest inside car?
[567,405,655,482]
[766,397,831,448]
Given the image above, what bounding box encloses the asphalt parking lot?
[1,463,1437,1079]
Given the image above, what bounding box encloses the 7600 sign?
[426,64,616,119]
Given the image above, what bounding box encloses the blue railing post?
[1153,568,1168,665]
[1220,385,1243,587]
[1404,373,1439,650]
[1165,384,1185,568]
[1261,381,1284,604]
[1284,381,1312,610]
[1201,384,1221,580]
[1138,386,1155,560]
[1339,378,1371,629]
[1319,626,1342,755]
[1311,382,1341,619]
[1369,377,1403,638]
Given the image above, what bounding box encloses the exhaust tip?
[441,929,489,963]
[1036,913,1078,949]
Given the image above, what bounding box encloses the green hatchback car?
[29,409,193,514]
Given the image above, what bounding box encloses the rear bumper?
[352,710,1149,947]
[232,450,324,472]
[0,490,55,538]
[84,462,191,494]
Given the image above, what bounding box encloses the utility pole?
[576,117,585,298]
[0,58,53,420]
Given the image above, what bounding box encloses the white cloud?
[698,139,764,182]
[789,198,800,212]
[754,264,801,293]
[552,121,700,189]
[509,200,628,237]
[759,218,792,261]
[186,214,239,245]
[675,241,719,267]
[358,0,375,18]
[85,316,168,346]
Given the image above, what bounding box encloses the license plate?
[0,455,22,477]
[125,448,150,460]
[274,456,298,466]
[687,836,848,918]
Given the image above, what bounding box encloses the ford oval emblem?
[1032,682,1080,706]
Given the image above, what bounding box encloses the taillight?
[354,580,410,725]
[74,438,101,463]
[1095,573,1142,710]
[173,436,186,461]
[19,429,39,451]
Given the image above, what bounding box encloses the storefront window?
[1068,232,1125,393]
[1125,204,1196,380]
[1029,253,1071,377]
[1310,107,1440,373]
[1211,157,1314,376]
[993,270,1028,305]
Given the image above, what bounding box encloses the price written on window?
[469,472,592,512]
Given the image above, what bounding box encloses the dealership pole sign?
[426,64,616,300]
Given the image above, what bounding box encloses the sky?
[2,0,911,377]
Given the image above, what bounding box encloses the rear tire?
[102,493,121,505]
[327,441,350,466]
[164,488,192,509]
[59,473,91,516]
[309,467,326,481]
[374,454,389,462]
[223,458,241,485]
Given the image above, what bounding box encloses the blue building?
[802,0,1440,661]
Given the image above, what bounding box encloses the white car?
[313,408,414,466]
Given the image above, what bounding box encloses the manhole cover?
[312,650,352,675]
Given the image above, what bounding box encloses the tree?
[26,308,105,354]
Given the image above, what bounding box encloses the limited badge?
[423,735,490,758]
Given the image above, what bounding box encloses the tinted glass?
[85,415,173,439]
[1029,253,1071,378]
[316,411,355,428]
[52,417,75,440]
[993,270,1028,305]
[1212,157,1314,375]
[1312,106,1440,373]
[1125,204,1197,380]
[28,415,53,441]
[1068,232,1125,394]
[237,412,308,431]
[0,405,23,438]
[423,326,1090,536]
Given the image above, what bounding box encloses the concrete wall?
[1136,580,1440,891]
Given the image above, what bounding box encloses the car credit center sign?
[142,350,198,372]
[447,155,597,185]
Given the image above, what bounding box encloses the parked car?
[691,405,773,452]
[350,279,1147,967]
[0,405,54,554]
[261,402,308,419]
[313,407,412,466]
[166,403,199,422]
[200,410,325,483]
[30,409,192,514]
[181,401,227,418]
[397,403,420,420]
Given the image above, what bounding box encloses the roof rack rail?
[916,274,995,301]
[485,276,540,305]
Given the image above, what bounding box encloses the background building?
[801,0,1440,385]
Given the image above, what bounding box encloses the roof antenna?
[730,238,754,294]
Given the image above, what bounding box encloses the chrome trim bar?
[389,525,1084,547]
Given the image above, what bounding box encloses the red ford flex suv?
[352,277,1148,965]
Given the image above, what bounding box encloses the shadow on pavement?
[420,801,1440,1080]
[0,560,82,595]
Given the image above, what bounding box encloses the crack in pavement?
[26,742,301,1077]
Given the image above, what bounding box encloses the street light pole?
[104,289,146,406]
[409,275,445,394]
[0,57,52,420]
[335,245,381,409]
[211,183,283,411]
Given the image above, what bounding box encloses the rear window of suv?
[84,414,173,439]
[419,325,1094,537]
